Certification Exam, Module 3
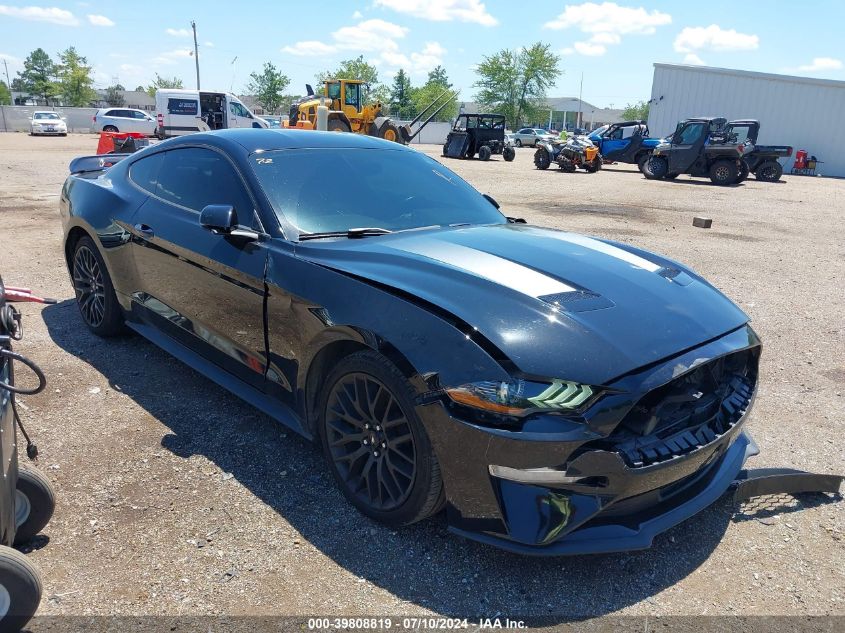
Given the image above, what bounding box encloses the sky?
[1,1,844,109]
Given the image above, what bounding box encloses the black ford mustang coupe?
[61,129,761,554]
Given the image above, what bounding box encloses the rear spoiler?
[68,153,133,175]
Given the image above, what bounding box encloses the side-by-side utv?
[442,114,516,161]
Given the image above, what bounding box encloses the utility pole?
[191,20,200,90]
[577,72,583,129]
[2,59,10,91]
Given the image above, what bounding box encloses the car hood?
[295,224,748,385]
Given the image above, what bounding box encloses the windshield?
[251,148,506,236]
[34,113,60,120]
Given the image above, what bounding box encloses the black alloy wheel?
[324,372,416,511]
[645,156,668,179]
[320,351,444,526]
[756,161,783,182]
[72,244,106,328]
[71,236,124,336]
[709,160,738,186]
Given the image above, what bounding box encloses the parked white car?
[92,108,157,135]
[30,111,67,136]
[511,127,558,147]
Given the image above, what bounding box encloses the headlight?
[445,379,598,416]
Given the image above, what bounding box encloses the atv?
[587,120,662,173]
[442,114,515,162]
[646,117,748,186]
[534,135,602,173]
[725,119,792,183]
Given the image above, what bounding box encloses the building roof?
[653,63,845,90]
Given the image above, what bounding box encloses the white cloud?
[352,10,362,19]
[0,5,79,25]
[560,47,575,55]
[674,25,759,53]
[683,53,705,65]
[408,42,447,74]
[374,0,497,26]
[281,40,337,56]
[203,41,214,47]
[282,19,408,57]
[87,14,113,26]
[793,57,843,72]
[544,2,670,56]
[545,2,670,34]
[574,41,607,56]
[152,49,193,65]
[166,27,191,37]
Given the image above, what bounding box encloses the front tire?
[102,125,118,133]
[478,145,492,161]
[709,160,738,186]
[756,160,783,182]
[319,350,444,527]
[645,156,668,179]
[379,122,401,143]
[502,146,515,162]
[637,153,651,174]
[533,147,551,170]
[328,119,351,133]
[71,236,125,337]
[13,468,55,546]
[514,139,522,147]
[0,546,42,633]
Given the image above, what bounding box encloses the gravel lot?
[0,133,843,621]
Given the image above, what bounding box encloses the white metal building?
[647,63,845,177]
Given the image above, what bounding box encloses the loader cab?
[324,79,364,116]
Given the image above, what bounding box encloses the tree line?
[3,41,585,130]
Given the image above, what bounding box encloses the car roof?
[33,110,59,114]
[155,128,414,153]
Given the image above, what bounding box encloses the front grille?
[588,349,758,468]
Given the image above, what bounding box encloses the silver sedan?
[511,127,557,147]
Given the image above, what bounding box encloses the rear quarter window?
[128,152,166,195]
[167,98,199,115]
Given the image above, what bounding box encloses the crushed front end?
[420,325,762,554]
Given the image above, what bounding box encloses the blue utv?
[588,121,662,173]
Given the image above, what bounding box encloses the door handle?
[134,223,155,238]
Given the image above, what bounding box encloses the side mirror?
[200,204,261,242]
[200,204,238,233]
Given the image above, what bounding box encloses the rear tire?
[584,157,602,173]
[71,236,125,337]
[756,160,783,182]
[0,546,42,633]
[328,119,351,133]
[319,350,445,527]
[379,122,401,143]
[102,125,118,133]
[478,145,492,161]
[515,139,522,147]
[502,146,515,162]
[533,147,551,170]
[709,160,738,186]
[645,156,668,179]
[13,468,55,546]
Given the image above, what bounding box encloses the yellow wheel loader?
[285,79,457,145]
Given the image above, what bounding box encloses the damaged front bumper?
[420,325,773,555]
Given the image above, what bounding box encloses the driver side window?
[344,83,360,107]
[677,123,706,145]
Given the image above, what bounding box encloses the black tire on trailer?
[533,147,551,170]
[13,467,56,546]
[0,545,42,633]
[756,160,783,182]
[645,156,668,179]
[502,146,515,162]
[709,160,739,186]
[478,145,492,161]
[318,350,445,527]
[736,160,750,183]
[71,235,125,337]
[328,119,351,133]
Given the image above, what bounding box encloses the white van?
[155,89,268,138]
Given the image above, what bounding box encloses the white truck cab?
[155,89,268,138]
